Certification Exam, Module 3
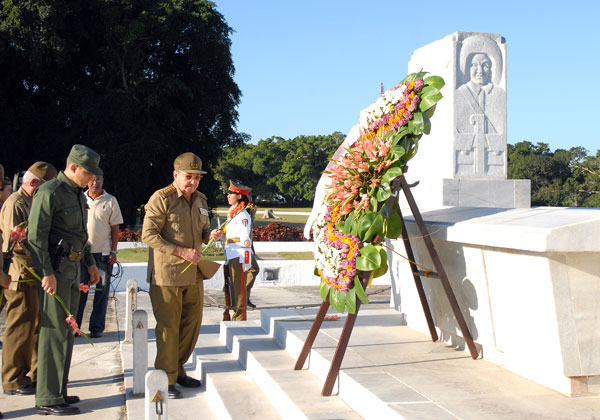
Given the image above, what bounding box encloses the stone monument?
[405,31,530,209]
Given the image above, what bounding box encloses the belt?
[226,238,240,245]
[68,250,84,263]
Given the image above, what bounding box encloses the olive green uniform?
[0,187,40,392]
[28,171,95,406]
[142,182,218,385]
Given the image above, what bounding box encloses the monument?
[405,31,530,209]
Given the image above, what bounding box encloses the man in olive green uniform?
[1,162,57,396]
[28,145,101,416]
[142,152,220,399]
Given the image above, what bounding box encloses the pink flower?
[325,314,340,321]
[10,225,27,244]
[80,283,91,293]
[65,314,80,334]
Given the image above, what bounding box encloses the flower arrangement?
[312,71,445,314]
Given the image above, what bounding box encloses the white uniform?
[224,209,253,271]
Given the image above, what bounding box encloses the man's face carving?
[470,53,492,86]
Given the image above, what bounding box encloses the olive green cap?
[28,161,58,181]
[174,152,207,174]
[68,144,103,176]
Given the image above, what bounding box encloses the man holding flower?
[0,161,57,397]
[142,152,220,399]
[28,145,101,416]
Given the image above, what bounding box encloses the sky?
[213,0,600,154]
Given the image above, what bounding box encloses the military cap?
[2,177,10,187]
[0,163,4,180]
[68,144,103,176]
[174,152,207,174]
[28,161,58,181]
[227,180,252,195]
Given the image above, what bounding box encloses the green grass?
[118,247,224,263]
[276,251,314,260]
[118,248,312,263]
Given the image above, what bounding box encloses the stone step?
[194,326,283,420]
[218,320,362,420]
[121,338,219,420]
[259,308,415,420]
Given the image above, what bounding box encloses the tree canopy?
[212,132,345,205]
[0,0,245,224]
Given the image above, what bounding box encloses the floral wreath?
[311,71,445,314]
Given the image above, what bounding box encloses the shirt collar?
[57,171,79,193]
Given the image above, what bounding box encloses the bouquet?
[312,71,445,314]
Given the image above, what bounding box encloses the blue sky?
[213,0,600,154]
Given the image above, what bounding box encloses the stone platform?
[122,287,600,420]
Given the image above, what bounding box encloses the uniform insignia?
[199,208,209,216]
[172,222,180,232]
[244,240,250,246]
[159,185,177,198]
[190,163,200,169]
[242,218,248,227]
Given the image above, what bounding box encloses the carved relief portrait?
[455,35,506,178]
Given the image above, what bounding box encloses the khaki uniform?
[28,171,95,406]
[0,187,40,391]
[142,182,218,384]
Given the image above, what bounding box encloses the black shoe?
[89,331,102,338]
[176,375,201,388]
[4,383,36,395]
[168,385,183,399]
[64,395,80,404]
[35,404,80,415]
[247,300,257,309]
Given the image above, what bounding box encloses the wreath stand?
[294,175,480,396]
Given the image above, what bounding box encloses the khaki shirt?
[0,187,34,289]
[142,182,212,286]
[85,190,123,254]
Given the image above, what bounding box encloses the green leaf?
[356,212,384,242]
[382,165,404,185]
[346,287,357,314]
[391,128,409,146]
[422,111,432,135]
[424,75,445,90]
[376,182,392,203]
[354,276,369,305]
[372,247,389,278]
[386,200,403,239]
[356,244,382,270]
[342,212,355,235]
[320,280,330,301]
[390,145,406,160]
[420,85,441,98]
[412,112,425,133]
[330,289,346,314]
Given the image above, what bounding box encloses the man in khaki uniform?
[142,152,220,399]
[0,162,57,396]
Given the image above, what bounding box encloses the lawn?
[117,247,313,263]
[212,207,311,228]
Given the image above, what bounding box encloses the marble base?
[443,178,531,208]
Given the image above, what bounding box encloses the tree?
[212,132,344,205]
[0,0,245,224]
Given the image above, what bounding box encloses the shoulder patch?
[159,185,177,198]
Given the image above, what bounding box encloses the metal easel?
[294,175,479,396]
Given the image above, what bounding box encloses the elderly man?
[28,145,101,416]
[1,162,57,397]
[76,174,123,338]
[142,152,220,399]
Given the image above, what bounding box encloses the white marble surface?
[388,205,600,395]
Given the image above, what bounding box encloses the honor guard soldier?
[213,180,255,321]
[28,145,102,416]
[142,152,220,399]
[1,162,57,398]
